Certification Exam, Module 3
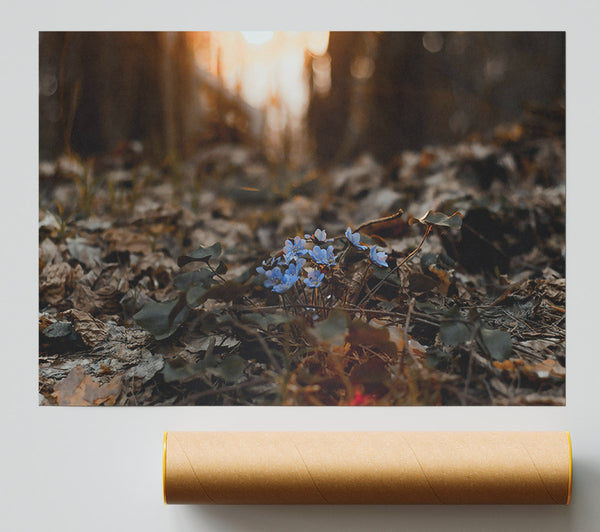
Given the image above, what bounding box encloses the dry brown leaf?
[71,274,129,315]
[521,358,565,380]
[52,365,122,405]
[131,251,178,277]
[102,227,153,254]
[64,309,110,348]
[372,321,427,359]
[426,265,452,296]
[40,262,83,305]
[39,238,62,268]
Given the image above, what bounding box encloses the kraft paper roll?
[163,431,572,505]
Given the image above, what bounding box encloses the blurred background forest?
[40,31,564,166]
[39,32,566,406]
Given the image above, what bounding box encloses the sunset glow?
[195,31,330,163]
[240,31,274,46]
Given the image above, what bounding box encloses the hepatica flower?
[369,245,388,267]
[272,266,300,293]
[283,236,308,262]
[309,245,337,266]
[257,266,283,288]
[345,227,368,250]
[256,260,304,293]
[304,269,325,289]
[286,258,306,277]
[304,228,333,243]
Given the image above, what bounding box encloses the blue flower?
[285,258,306,277]
[309,245,337,266]
[304,269,325,289]
[282,236,308,262]
[261,266,283,288]
[304,228,332,243]
[257,264,300,293]
[369,246,388,267]
[272,270,299,293]
[345,227,368,250]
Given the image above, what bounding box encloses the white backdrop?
[2,2,599,530]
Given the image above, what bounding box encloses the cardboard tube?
[163,431,572,505]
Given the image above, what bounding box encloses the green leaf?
[440,319,471,346]
[162,358,205,383]
[418,210,462,228]
[215,261,228,275]
[186,284,208,306]
[133,298,189,340]
[177,242,222,267]
[173,268,215,290]
[311,310,349,346]
[371,265,401,285]
[478,328,512,361]
[208,355,246,383]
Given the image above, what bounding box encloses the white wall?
[2,1,599,531]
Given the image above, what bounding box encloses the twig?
[463,323,480,397]
[228,315,282,372]
[358,225,432,307]
[400,298,415,373]
[349,262,373,306]
[230,303,441,327]
[184,376,272,403]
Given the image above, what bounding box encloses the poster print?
[39,32,565,405]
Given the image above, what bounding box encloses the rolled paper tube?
[163,431,572,505]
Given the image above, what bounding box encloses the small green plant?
[72,158,99,218]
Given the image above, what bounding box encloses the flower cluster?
[309,245,337,266]
[257,258,306,294]
[282,236,308,263]
[256,226,389,297]
[257,233,335,294]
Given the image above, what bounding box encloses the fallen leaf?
[440,319,471,346]
[64,309,110,348]
[522,359,565,380]
[124,351,164,383]
[177,242,222,267]
[102,227,153,255]
[311,310,349,347]
[66,237,102,268]
[52,365,122,405]
[133,297,189,341]
[479,328,512,361]
[418,210,463,228]
[40,262,83,305]
[349,358,387,386]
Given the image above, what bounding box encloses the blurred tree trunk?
[306,32,361,164]
[307,32,565,164]
[39,32,203,160]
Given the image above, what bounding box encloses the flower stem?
[358,224,432,307]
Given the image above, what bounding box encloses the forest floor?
[39,109,565,406]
